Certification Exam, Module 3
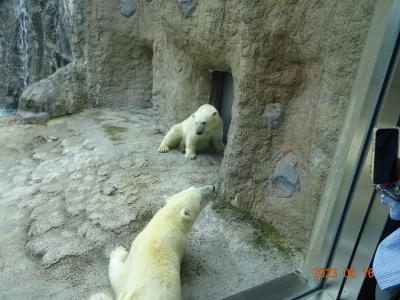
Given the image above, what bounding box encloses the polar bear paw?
[158,144,170,153]
[185,152,196,160]
[89,292,113,300]
[110,246,128,260]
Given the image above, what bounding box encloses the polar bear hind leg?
[159,125,182,153]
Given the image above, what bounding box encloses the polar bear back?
[115,208,188,300]
[109,186,214,300]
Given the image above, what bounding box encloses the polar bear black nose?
[196,130,203,135]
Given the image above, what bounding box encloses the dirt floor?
[0,108,302,300]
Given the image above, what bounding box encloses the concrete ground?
[0,108,302,300]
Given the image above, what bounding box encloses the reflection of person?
[373,185,400,300]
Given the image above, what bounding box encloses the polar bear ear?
[191,114,195,118]
[180,208,192,220]
[212,111,217,116]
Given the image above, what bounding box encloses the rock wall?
[148,0,373,248]
[3,0,377,249]
[80,0,155,109]
[18,63,86,118]
[217,0,375,249]
[0,0,72,108]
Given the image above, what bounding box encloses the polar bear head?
[191,104,221,135]
[165,185,215,226]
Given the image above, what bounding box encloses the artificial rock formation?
[18,63,86,118]
[0,0,72,108]
[1,0,377,249]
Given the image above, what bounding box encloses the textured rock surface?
[18,63,86,118]
[80,1,155,111]
[17,111,49,124]
[272,153,301,198]
[263,103,283,129]
[177,0,198,18]
[0,0,72,108]
[121,0,137,17]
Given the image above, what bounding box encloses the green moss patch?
[212,200,294,257]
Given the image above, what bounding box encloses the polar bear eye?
[202,121,206,125]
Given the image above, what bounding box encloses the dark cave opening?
[210,71,234,144]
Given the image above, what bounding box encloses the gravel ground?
[0,108,302,300]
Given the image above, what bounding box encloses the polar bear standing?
[158,104,225,159]
[90,185,215,300]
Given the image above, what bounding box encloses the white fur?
[89,293,113,300]
[91,186,214,300]
[158,104,225,159]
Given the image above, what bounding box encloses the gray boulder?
[18,63,85,118]
[121,0,137,17]
[263,103,283,129]
[272,153,301,198]
[17,112,49,124]
[177,0,198,18]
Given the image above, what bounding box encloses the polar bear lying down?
[159,104,225,159]
[90,185,215,300]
